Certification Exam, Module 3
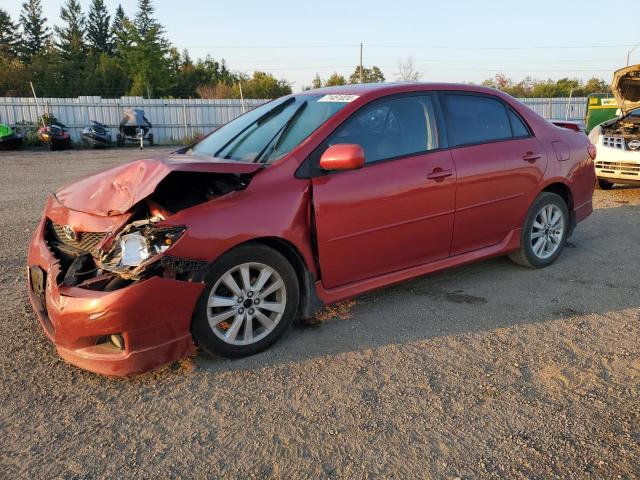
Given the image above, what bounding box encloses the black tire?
[116,134,124,147]
[597,178,614,190]
[191,244,300,358]
[148,134,154,147]
[508,192,569,269]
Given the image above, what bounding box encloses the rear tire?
[597,179,614,190]
[191,244,299,358]
[509,192,569,269]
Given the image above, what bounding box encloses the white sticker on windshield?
[317,94,360,103]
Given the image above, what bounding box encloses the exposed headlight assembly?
[118,226,186,267]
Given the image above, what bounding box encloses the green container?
[585,93,619,133]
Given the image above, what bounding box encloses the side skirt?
[315,229,522,305]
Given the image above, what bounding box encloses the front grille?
[595,161,640,177]
[602,136,640,151]
[602,136,625,150]
[49,221,108,254]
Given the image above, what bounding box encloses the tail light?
[587,144,597,160]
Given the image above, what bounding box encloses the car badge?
[628,140,640,151]
[62,224,78,241]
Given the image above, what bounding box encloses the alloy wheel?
[530,204,564,260]
[206,262,287,346]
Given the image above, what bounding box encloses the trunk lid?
[55,154,264,216]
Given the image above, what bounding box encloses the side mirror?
[320,144,365,171]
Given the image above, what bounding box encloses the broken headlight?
[118,226,185,267]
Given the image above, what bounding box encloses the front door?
[310,94,457,289]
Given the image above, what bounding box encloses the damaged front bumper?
[26,198,206,376]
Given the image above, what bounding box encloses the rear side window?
[442,94,513,147]
[508,109,530,137]
[329,95,439,164]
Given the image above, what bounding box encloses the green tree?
[85,53,129,97]
[584,77,609,95]
[111,4,130,57]
[19,0,50,60]
[55,0,85,57]
[118,0,171,97]
[348,65,385,84]
[324,72,346,86]
[0,9,21,58]
[310,73,322,89]
[86,0,112,54]
[234,71,292,99]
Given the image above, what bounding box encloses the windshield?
[187,95,349,163]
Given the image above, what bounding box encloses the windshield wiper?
[214,97,296,159]
[254,100,308,163]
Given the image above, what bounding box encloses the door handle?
[522,152,542,162]
[426,168,453,181]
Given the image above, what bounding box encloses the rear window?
[442,94,513,147]
[508,109,530,137]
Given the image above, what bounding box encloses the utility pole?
[359,42,363,84]
[627,41,640,66]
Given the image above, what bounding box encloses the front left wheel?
[191,244,299,358]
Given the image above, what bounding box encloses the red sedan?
[27,83,596,375]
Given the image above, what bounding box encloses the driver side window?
[328,95,439,164]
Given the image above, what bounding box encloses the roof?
[298,81,513,101]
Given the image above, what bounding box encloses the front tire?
[191,244,299,358]
[509,192,569,269]
[597,179,614,190]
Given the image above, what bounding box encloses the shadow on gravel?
[196,203,640,373]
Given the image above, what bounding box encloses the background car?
[588,64,640,189]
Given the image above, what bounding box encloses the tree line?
[0,0,295,99]
[480,74,610,98]
[0,1,610,100]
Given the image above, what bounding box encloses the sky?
[3,0,640,91]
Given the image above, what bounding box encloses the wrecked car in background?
[28,83,596,375]
[589,64,640,189]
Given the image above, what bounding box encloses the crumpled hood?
[55,154,264,216]
[612,64,640,115]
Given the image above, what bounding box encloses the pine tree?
[19,0,50,59]
[0,9,21,57]
[111,4,130,57]
[55,0,85,57]
[86,0,112,54]
[126,0,169,97]
[134,0,163,37]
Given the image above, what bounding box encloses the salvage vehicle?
[27,83,596,375]
[81,120,112,148]
[38,123,72,151]
[0,123,23,150]
[588,64,640,189]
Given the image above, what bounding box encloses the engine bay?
[45,171,253,291]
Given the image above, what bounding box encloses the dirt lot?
[1,148,639,479]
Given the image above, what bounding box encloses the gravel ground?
[1,149,639,479]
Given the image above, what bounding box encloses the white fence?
[0,96,269,145]
[0,95,588,145]
[517,97,587,122]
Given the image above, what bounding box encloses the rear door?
[440,93,547,255]
[310,94,457,289]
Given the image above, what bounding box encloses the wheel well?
[233,237,322,319]
[542,182,573,211]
